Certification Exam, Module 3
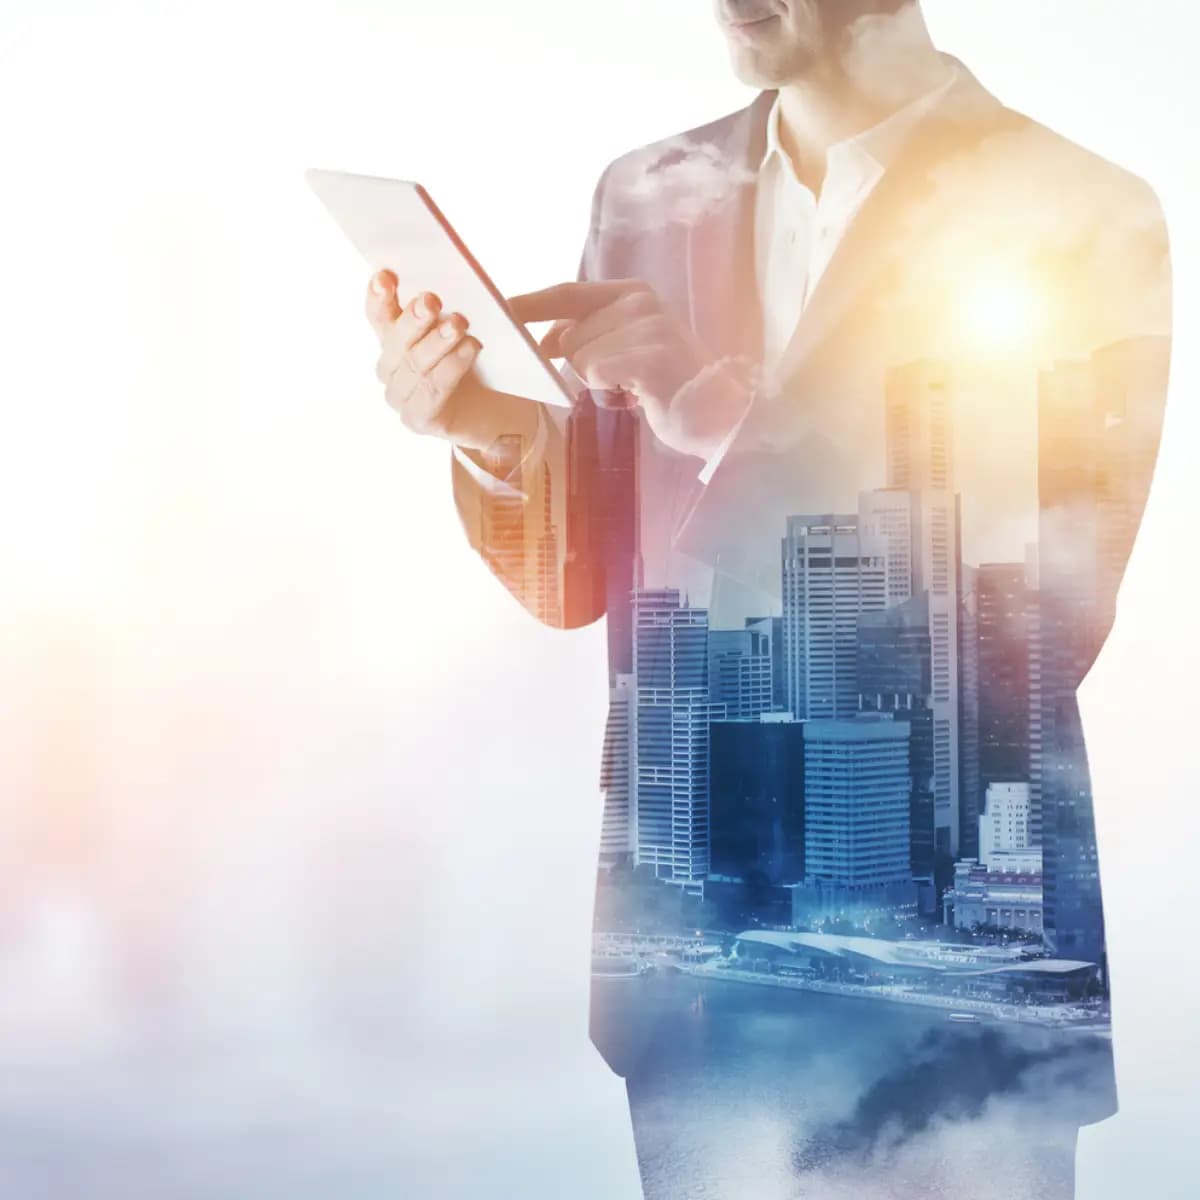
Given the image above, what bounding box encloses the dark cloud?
[793,1025,1112,1175]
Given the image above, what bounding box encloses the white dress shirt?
[457,66,958,497]
[698,66,959,483]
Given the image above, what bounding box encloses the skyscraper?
[533,462,561,628]
[599,673,635,864]
[709,714,806,886]
[564,399,640,680]
[478,434,528,604]
[977,562,1032,798]
[564,395,603,629]
[596,406,640,680]
[957,550,981,865]
[708,627,774,720]
[799,714,914,913]
[781,514,887,721]
[1025,544,1044,848]
[1037,337,1169,967]
[744,615,787,713]
[1038,357,1104,965]
[859,488,915,606]
[885,360,954,494]
[856,592,935,881]
[632,588,723,891]
[884,360,962,858]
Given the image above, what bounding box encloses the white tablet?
[306,168,573,408]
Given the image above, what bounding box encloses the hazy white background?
[0,1,1196,1196]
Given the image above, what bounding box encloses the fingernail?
[457,338,478,357]
[370,275,386,296]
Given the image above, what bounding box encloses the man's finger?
[365,269,401,337]
[574,346,661,395]
[409,313,471,374]
[508,279,649,325]
[568,319,663,389]
[375,292,443,380]
[556,292,657,361]
[401,337,481,432]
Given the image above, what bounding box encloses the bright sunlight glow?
[959,269,1040,352]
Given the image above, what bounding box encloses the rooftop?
[735,930,1095,974]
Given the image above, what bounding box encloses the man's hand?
[365,270,538,451]
[509,280,753,461]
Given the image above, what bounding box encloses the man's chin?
[727,45,817,90]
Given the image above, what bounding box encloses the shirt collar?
[759,62,960,181]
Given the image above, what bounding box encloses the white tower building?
[781,514,887,722]
[884,360,962,857]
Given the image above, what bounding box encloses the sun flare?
[959,270,1040,352]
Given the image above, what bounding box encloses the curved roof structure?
[735,930,1095,975]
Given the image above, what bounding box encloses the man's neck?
[775,73,887,193]
[774,13,946,194]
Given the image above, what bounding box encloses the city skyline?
[594,333,1169,985]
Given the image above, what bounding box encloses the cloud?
[791,1026,1115,1198]
[595,136,758,237]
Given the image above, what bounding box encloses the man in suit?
[366,3,1170,1196]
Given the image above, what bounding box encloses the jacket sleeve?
[448,168,617,630]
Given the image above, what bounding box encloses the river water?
[590,972,1116,1199]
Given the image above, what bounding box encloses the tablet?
[306,168,573,408]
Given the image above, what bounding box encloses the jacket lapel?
[771,65,1010,390]
[683,89,774,366]
[667,65,1017,583]
[655,91,773,541]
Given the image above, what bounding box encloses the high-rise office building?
[857,592,935,882]
[884,360,962,858]
[859,488,915,606]
[709,627,774,720]
[533,462,561,628]
[957,552,982,864]
[597,406,640,679]
[1038,357,1105,965]
[564,398,640,680]
[781,514,887,721]
[799,714,914,912]
[979,781,1035,866]
[599,673,635,863]
[709,714,806,885]
[886,360,954,493]
[1025,544,1044,848]
[564,396,603,629]
[745,615,787,712]
[977,562,1032,799]
[632,588,723,891]
[1037,337,1169,967]
[478,434,529,604]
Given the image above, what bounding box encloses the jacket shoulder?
[977,107,1165,221]
[583,97,766,246]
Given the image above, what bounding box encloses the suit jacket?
[451,57,1171,1114]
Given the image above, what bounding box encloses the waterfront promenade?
[683,961,1111,1031]
[592,931,1111,1032]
